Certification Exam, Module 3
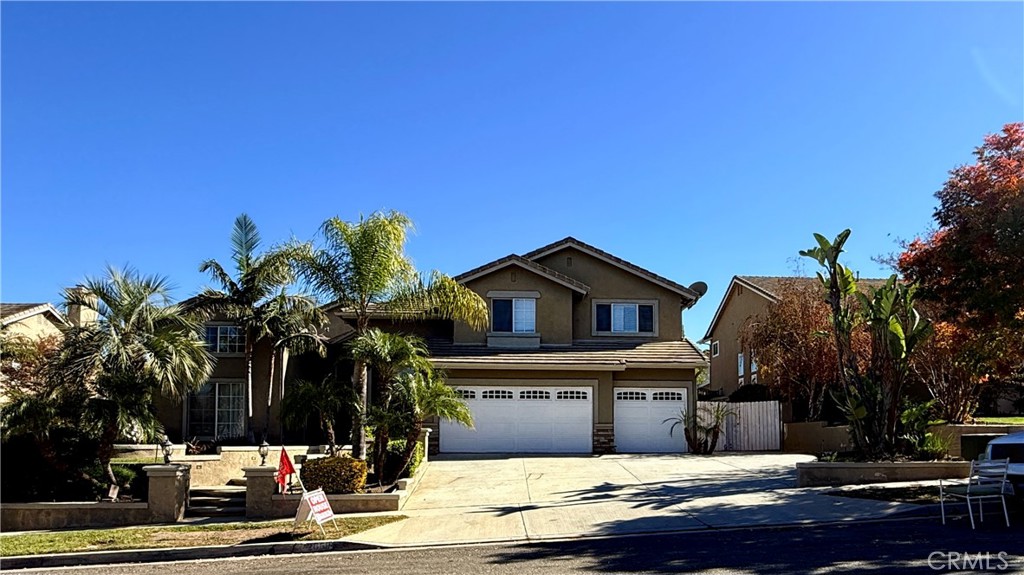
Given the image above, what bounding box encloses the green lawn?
[975,416,1024,425]
[0,515,404,557]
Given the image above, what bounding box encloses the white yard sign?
[294,488,338,534]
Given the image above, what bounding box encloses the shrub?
[300,455,367,494]
[379,440,423,481]
[916,433,951,461]
[728,384,774,403]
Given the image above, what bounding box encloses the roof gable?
[0,303,70,328]
[522,237,699,301]
[454,254,590,294]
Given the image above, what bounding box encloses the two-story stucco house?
[159,237,708,454]
[429,237,707,454]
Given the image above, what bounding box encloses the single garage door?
[614,387,688,453]
[440,386,593,453]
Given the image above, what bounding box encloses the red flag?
[277,447,296,489]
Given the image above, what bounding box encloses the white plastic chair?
[940,458,1013,529]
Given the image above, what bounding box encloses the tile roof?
[428,338,707,369]
[736,275,892,299]
[453,254,591,294]
[521,236,700,300]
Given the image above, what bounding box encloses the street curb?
[0,538,381,571]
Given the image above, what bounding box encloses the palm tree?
[349,329,431,477]
[296,211,488,459]
[59,267,213,487]
[385,367,472,484]
[188,214,323,441]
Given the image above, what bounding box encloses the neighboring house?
[702,275,886,401]
[0,303,70,339]
[159,237,709,454]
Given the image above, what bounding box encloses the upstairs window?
[738,352,745,376]
[711,341,720,357]
[205,325,245,354]
[492,298,536,333]
[595,302,655,334]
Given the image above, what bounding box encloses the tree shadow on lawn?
[483,519,1023,574]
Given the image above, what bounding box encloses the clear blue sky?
[2,2,1021,341]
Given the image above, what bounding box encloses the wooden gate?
[697,400,782,451]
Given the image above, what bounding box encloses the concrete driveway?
[346,453,920,546]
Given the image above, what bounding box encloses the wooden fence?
[697,400,782,451]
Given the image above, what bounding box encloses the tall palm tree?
[385,367,472,484]
[59,267,213,487]
[349,329,431,476]
[297,211,488,459]
[188,214,324,441]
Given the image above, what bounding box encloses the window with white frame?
[751,373,758,385]
[204,325,246,354]
[188,381,245,440]
[738,352,745,376]
[711,341,720,357]
[595,302,655,334]
[751,352,758,373]
[738,377,745,387]
[491,298,536,333]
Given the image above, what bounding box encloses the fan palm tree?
[296,211,488,459]
[349,329,431,476]
[57,267,213,487]
[385,367,472,484]
[187,214,324,441]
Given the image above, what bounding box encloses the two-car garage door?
[439,386,593,453]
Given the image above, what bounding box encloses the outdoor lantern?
[161,438,174,464]
[259,440,270,466]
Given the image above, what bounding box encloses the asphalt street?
[13,518,1023,575]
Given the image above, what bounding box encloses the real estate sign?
[294,488,337,533]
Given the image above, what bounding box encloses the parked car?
[986,431,1024,495]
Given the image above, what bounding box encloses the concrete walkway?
[346,453,920,546]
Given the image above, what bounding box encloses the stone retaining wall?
[0,464,190,531]
[795,461,971,487]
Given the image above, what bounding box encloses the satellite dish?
[688,281,708,297]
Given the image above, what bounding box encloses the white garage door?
[440,386,593,453]
[614,387,688,453]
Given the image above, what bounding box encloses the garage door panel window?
[652,391,684,401]
[481,389,514,400]
[519,390,551,400]
[616,391,648,401]
[456,389,476,399]
[557,390,588,400]
[492,298,536,333]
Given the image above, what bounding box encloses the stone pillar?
[418,428,432,465]
[143,464,190,523]
[243,466,278,519]
[593,424,615,454]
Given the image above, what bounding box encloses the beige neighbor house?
[158,237,709,454]
[0,303,70,339]
[702,275,887,402]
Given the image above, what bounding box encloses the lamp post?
[258,440,270,466]
[161,438,174,464]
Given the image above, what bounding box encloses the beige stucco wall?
[454,266,574,345]
[707,283,773,397]
[2,314,64,339]
[533,247,684,341]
